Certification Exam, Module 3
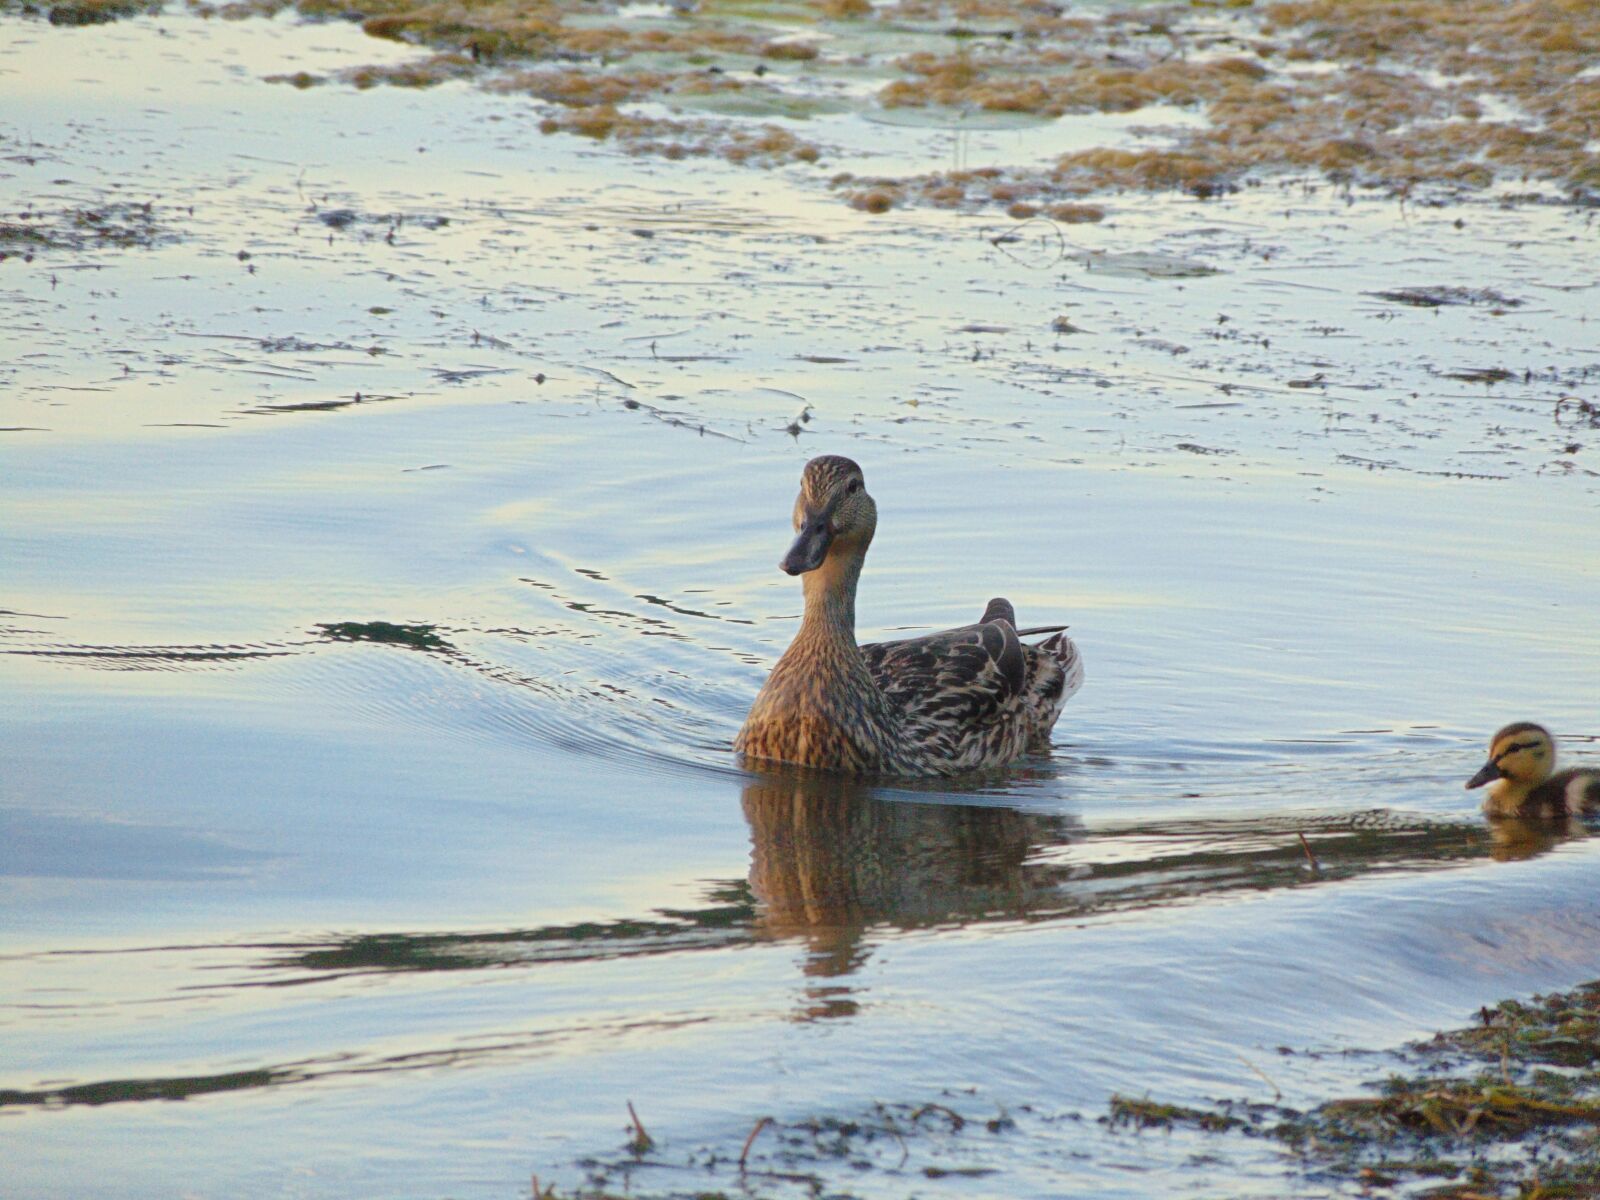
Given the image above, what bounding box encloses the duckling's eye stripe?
[1496,740,1542,762]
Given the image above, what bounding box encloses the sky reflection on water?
[2,9,1599,1199]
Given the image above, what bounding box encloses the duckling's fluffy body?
[735,455,1082,777]
[1466,721,1600,819]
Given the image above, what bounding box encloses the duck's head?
[1466,722,1556,792]
[781,455,877,576]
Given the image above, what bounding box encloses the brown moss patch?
[1047,203,1105,223]
[867,0,1600,204]
[161,0,1600,210]
[536,103,822,168]
[264,70,325,88]
[341,53,476,90]
[883,52,1269,118]
[555,24,764,60]
[487,68,682,108]
[846,188,900,213]
[1253,0,1600,193]
[190,0,296,17]
[41,0,156,24]
[1055,148,1225,194]
[762,39,819,61]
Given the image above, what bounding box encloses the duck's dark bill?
[1466,760,1502,790]
[781,517,832,575]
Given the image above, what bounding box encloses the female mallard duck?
[1466,722,1600,819]
[734,455,1083,776]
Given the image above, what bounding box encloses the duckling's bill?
[1466,759,1503,790]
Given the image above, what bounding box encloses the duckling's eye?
[847,480,861,495]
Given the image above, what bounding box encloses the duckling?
[1466,722,1600,819]
[734,455,1083,776]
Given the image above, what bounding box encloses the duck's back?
[861,603,1081,774]
[1522,769,1600,818]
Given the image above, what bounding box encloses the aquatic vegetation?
[6,3,1600,1196]
[557,1095,1041,1199]
[1105,979,1600,1197]
[16,0,1600,208]
[0,200,169,258]
[1442,983,1600,1069]
[263,68,322,88]
[342,51,478,89]
[880,50,1270,117]
[844,185,900,213]
[517,980,1600,1197]
[1108,1094,1245,1132]
[531,103,821,164]
[36,0,157,24]
[315,621,452,651]
[1369,286,1525,309]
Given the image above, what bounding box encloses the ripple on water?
[3,11,1600,1200]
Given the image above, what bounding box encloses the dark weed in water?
[1107,1094,1247,1132]
[533,980,1600,1200]
[0,200,169,259]
[531,983,1600,1197]
[33,0,157,25]
[1556,399,1600,430]
[315,621,452,651]
[1105,979,1600,1198]
[1369,286,1525,309]
[552,1094,1057,1200]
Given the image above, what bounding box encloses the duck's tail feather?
[1038,629,1085,704]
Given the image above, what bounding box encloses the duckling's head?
[781,455,877,575]
[1466,722,1556,792]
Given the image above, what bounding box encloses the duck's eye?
[847,480,861,495]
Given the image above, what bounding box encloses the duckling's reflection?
[742,772,1082,1018]
[1484,814,1591,862]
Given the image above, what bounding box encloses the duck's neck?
[793,545,865,662]
[1484,777,1533,817]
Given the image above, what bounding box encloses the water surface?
[3,12,1599,1198]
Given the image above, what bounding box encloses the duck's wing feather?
[1546,769,1600,815]
[860,618,1027,730]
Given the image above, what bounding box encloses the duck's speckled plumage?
[735,456,1082,777]
[1466,721,1600,819]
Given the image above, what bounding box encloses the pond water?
[3,10,1599,1198]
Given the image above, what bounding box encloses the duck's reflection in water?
[739,771,1559,1019]
[4,783,1539,1110]
[1485,814,1591,862]
[742,773,1082,1018]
